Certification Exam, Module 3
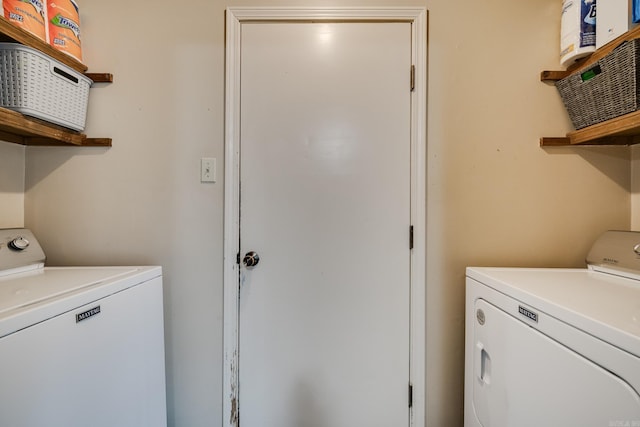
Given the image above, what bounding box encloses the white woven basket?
[0,43,92,131]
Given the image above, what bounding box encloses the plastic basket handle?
[52,66,79,85]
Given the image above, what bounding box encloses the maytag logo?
[76,306,100,323]
[518,305,538,323]
[603,257,619,265]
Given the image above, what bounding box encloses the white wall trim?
[223,7,427,426]
[632,146,640,231]
[223,8,242,427]
[409,9,428,427]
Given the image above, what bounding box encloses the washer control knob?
[9,237,29,251]
[634,243,640,256]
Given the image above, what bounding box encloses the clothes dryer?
[465,231,640,427]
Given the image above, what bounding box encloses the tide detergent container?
[560,0,597,68]
[48,0,82,62]
[3,0,47,42]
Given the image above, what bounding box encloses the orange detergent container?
[3,0,48,42]
[48,0,82,62]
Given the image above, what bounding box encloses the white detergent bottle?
[560,0,597,68]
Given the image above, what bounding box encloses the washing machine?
[465,230,640,427]
[0,228,167,427]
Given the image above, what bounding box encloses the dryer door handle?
[475,341,491,384]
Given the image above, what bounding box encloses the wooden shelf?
[540,25,640,146]
[86,73,114,83]
[541,110,640,147]
[540,70,570,82]
[0,107,110,146]
[0,16,112,147]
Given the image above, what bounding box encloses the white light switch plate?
[201,157,216,183]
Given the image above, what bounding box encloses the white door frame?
[223,7,427,427]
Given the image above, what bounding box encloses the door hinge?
[410,225,414,250]
[408,383,413,408]
[410,65,415,92]
[236,252,240,265]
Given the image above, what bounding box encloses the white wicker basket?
[0,43,92,131]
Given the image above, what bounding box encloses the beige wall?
[0,141,25,228]
[0,0,627,426]
[426,1,630,424]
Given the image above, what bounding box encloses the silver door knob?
[243,251,260,267]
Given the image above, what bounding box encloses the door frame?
[223,7,427,427]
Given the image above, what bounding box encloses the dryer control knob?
[8,237,29,251]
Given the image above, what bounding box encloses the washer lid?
[466,267,640,358]
[0,267,140,315]
[0,266,162,339]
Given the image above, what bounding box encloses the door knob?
[243,251,260,267]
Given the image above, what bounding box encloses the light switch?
[201,157,216,183]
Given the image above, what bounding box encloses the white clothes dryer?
[465,231,640,427]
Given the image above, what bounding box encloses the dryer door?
[472,299,640,427]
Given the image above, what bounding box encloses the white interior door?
[238,21,412,427]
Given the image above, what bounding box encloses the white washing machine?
[0,228,167,427]
[465,230,640,427]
